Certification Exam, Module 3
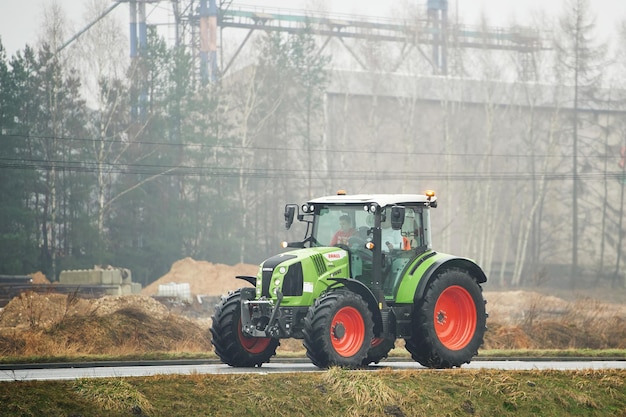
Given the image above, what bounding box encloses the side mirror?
[390,206,405,230]
[284,204,297,229]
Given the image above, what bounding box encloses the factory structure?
[63,0,541,122]
[72,1,549,83]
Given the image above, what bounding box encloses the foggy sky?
[1,0,625,59]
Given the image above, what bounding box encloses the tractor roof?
[307,193,435,207]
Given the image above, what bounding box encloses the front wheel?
[362,337,396,366]
[303,290,374,368]
[210,289,279,367]
[405,269,486,368]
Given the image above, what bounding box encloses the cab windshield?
[312,205,371,247]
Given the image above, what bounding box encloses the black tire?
[303,289,374,368]
[405,269,487,369]
[210,289,279,367]
[362,338,396,366]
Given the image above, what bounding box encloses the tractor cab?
[284,191,438,299]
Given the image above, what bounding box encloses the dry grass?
[1,289,625,358]
[322,367,399,415]
[0,292,211,357]
[73,378,153,413]
[2,369,626,416]
[482,289,626,350]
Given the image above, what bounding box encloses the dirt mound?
[0,292,173,329]
[483,322,532,349]
[42,308,210,355]
[0,258,261,357]
[0,292,210,356]
[30,272,49,284]
[483,290,626,350]
[142,257,257,297]
[92,295,171,320]
[0,292,93,329]
[483,318,626,350]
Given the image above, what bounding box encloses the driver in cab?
[382,215,411,251]
[330,214,355,246]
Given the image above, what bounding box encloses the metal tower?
[62,1,551,88]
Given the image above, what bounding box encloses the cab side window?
[404,207,425,251]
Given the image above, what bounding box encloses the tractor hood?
[261,246,350,272]
[255,247,351,302]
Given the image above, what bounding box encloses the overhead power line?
[2,133,615,161]
[0,156,622,183]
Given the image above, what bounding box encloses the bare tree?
[510,84,566,286]
[73,0,128,107]
[555,0,605,286]
[460,24,516,276]
[37,2,70,279]
[607,20,626,287]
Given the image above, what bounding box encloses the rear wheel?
[405,269,486,368]
[210,289,279,367]
[303,290,374,368]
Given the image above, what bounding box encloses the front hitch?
[240,288,284,338]
[265,290,283,337]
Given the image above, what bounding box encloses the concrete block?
[120,284,132,295]
[121,269,132,285]
[101,269,122,285]
[59,270,101,285]
[104,286,122,296]
[131,282,142,294]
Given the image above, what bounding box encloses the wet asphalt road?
[1,358,625,381]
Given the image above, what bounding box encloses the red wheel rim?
[330,306,365,357]
[434,285,477,350]
[237,320,273,354]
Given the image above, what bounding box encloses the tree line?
[1,0,626,289]
[0,9,329,286]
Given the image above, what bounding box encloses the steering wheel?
[333,243,351,252]
[347,235,366,247]
[348,237,374,262]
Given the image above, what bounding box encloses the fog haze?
[2,0,625,58]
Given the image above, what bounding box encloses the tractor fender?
[412,255,487,304]
[328,278,384,336]
[236,275,257,286]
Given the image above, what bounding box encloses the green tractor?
[210,190,487,368]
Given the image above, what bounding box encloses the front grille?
[283,262,303,296]
[261,269,272,297]
[311,253,327,276]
